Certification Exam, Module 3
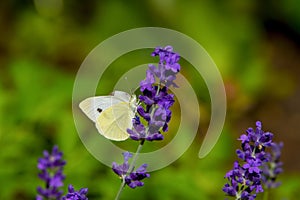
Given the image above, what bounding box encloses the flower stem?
[115,179,125,200]
[128,142,144,173]
[115,83,161,200]
[114,142,144,200]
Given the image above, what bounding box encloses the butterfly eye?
[97,108,103,113]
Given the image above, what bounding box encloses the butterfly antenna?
[124,76,134,95]
[124,76,140,106]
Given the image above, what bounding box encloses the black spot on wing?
[97,108,103,113]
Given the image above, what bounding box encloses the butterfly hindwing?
[96,102,134,141]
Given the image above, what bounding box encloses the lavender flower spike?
[262,142,284,189]
[127,46,180,141]
[223,121,273,200]
[36,145,66,200]
[112,151,150,189]
[114,46,179,199]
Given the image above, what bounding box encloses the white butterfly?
[79,91,137,141]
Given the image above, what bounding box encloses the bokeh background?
[1,0,300,199]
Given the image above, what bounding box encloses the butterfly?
[79,91,137,141]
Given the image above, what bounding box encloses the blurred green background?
[1,0,300,199]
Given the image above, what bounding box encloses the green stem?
[114,178,125,200]
[156,83,161,96]
[128,142,144,173]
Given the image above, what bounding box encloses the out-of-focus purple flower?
[262,142,284,189]
[127,46,179,142]
[223,121,274,199]
[36,145,66,200]
[112,152,150,189]
[62,185,88,200]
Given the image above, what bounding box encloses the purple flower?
[151,46,180,73]
[112,152,150,189]
[36,145,66,200]
[113,46,179,196]
[223,121,274,199]
[125,164,150,188]
[37,145,66,171]
[62,185,88,200]
[112,151,132,177]
[262,142,284,189]
[140,70,156,92]
[243,159,261,174]
[146,46,180,88]
[127,46,180,142]
[236,121,273,163]
[223,161,260,200]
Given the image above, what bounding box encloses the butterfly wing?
[112,91,131,102]
[95,101,135,141]
[79,96,124,122]
[79,91,136,141]
[113,91,137,113]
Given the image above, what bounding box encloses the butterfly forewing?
[111,91,131,102]
[79,96,124,122]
